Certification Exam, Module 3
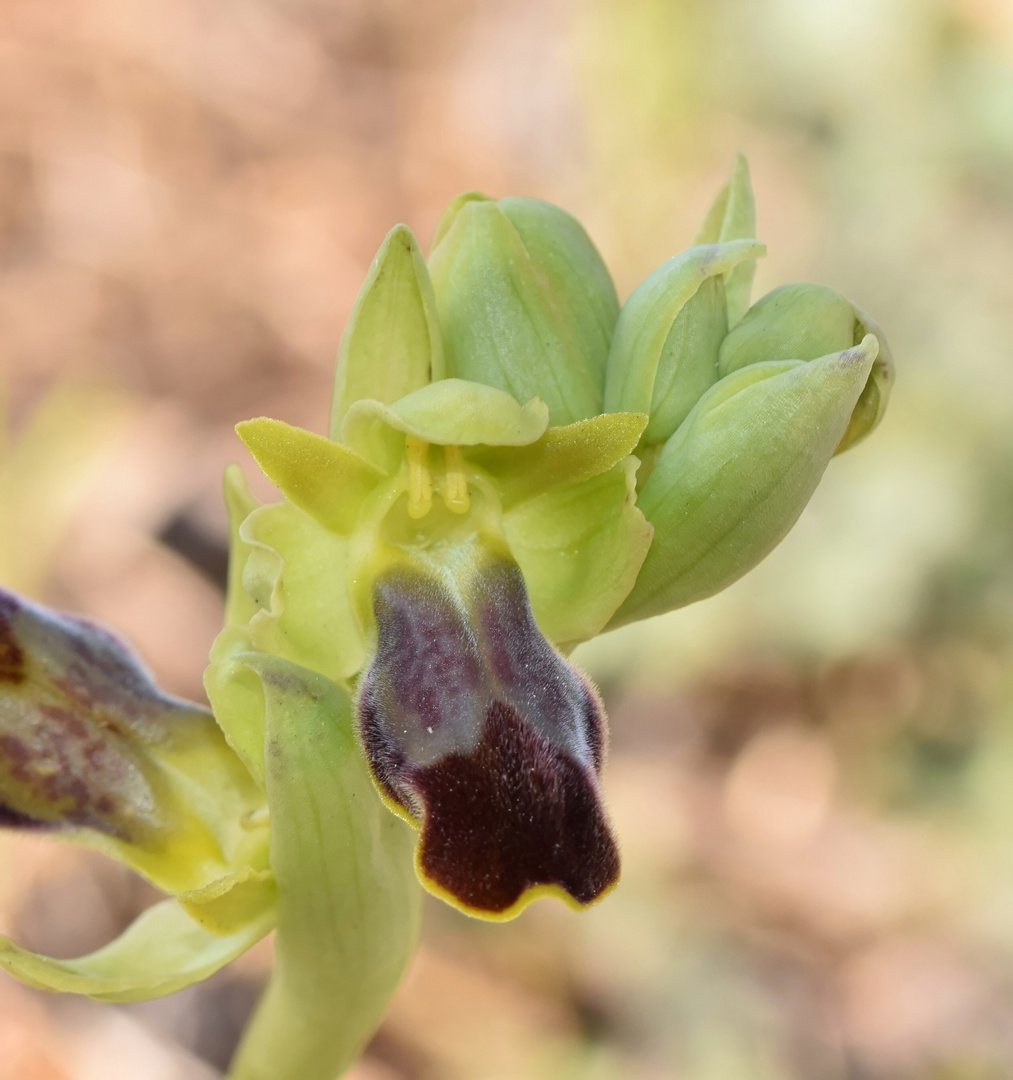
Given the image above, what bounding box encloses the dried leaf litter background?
[3,0,1013,1077]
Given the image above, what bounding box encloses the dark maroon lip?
[357,557,619,916]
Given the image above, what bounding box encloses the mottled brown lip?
[357,557,619,917]
[0,585,210,841]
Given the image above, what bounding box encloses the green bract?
[0,156,893,1080]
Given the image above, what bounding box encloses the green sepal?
[603,239,766,442]
[469,411,648,507]
[694,152,758,326]
[343,379,549,454]
[503,457,652,646]
[329,224,444,439]
[237,417,384,533]
[239,503,365,684]
[0,898,273,1004]
[227,655,421,1080]
[428,196,619,425]
[718,283,895,452]
[612,336,880,626]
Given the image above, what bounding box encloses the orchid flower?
[0,156,892,1079]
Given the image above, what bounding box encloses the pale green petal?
[0,898,273,1004]
[239,503,366,684]
[343,379,549,452]
[503,458,652,646]
[237,417,384,533]
[228,656,421,1080]
[329,224,443,438]
[612,337,879,626]
[223,465,260,628]
[469,411,648,507]
[603,240,766,433]
[694,152,758,325]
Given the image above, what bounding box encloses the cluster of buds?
[0,156,891,1079]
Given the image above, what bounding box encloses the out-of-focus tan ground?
[3,0,1013,1076]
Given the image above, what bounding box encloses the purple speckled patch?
[0,585,212,840]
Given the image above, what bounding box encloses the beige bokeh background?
[3,0,1013,1076]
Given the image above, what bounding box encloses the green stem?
[227,655,422,1080]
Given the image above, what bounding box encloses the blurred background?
[3,0,1013,1076]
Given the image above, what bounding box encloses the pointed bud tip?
[845,332,880,367]
[430,191,494,252]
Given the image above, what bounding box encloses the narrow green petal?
[603,240,766,427]
[237,417,383,533]
[503,458,652,645]
[239,503,366,684]
[694,152,758,326]
[343,380,549,451]
[329,224,444,439]
[0,898,273,1003]
[612,338,879,626]
[228,656,421,1080]
[223,465,260,629]
[469,411,648,506]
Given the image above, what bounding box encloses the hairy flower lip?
[356,557,620,919]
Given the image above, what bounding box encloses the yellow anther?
[442,445,470,514]
[405,435,432,519]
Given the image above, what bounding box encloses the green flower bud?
[428,194,620,425]
[601,156,763,449]
[718,283,895,452]
[604,239,766,445]
[611,335,881,626]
